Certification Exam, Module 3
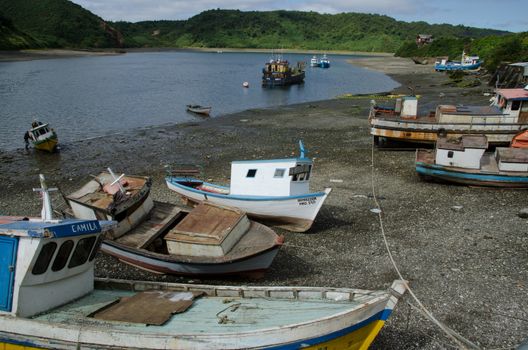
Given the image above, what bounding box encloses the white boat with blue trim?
[0,177,406,350]
[165,142,332,232]
[434,51,481,71]
[416,132,528,187]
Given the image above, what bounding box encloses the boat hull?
[262,72,305,87]
[165,178,331,232]
[32,134,58,152]
[0,279,406,350]
[370,118,528,145]
[435,62,481,71]
[416,149,528,187]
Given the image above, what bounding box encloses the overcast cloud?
[70,0,527,32]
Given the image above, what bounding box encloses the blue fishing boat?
[434,51,481,71]
[0,178,407,350]
[319,54,330,68]
[416,132,528,187]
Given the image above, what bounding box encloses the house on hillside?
[416,34,433,46]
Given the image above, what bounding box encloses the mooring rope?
[370,138,481,350]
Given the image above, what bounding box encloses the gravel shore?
[0,56,526,349]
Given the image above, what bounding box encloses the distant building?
[416,34,433,46]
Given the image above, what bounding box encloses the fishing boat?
[434,51,482,71]
[166,141,331,232]
[101,201,283,276]
[369,87,528,146]
[186,105,211,116]
[26,121,58,152]
[262,58,305,87]
[0,175,407,350]
[319,54,330,68]
[310,55,319,67]
[416,132,528,187]
[65,168,153,239]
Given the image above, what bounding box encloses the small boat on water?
[310,55,319,67]
[0,175,407,350]
[166,141,331,232]
[369,87,528,146]
[65,169,282,276]
[25,121,58,152]
[262,58,305,87]
[186,104,211,116]
[416,131,528,187]
[319,54,330,68]
[434,51,482,71]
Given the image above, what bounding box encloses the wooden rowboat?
[186,104,212,116]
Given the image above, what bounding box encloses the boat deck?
[31,288,376,334]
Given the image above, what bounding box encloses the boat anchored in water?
[262,58,305,87]
[416,131,528,187]
[166,141,331,232]
[25,120,58,152]
[434,51,482,71]
[369,87,528,146]
[310,55,319,67]
[0,175,407,350]
[319,54,330,68]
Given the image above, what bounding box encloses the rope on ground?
[370,137,481,350]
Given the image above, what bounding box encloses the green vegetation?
[113,10,505,52]
[395,32,528,72]
[0,12,43,49]
[0,0,122,49]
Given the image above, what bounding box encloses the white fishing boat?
[186,104,212,116]
[65,168,153,239]
[25,121,58,152]
[0,175,407,350]
[369,87,528,145]
[310,55,319,67]
[165,141,332,232]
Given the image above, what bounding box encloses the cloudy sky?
[70,0,527,32]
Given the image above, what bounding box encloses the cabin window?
[512,100,521,111]
[447,151,454,158]
[246,169,257,178]
[68,236,97,268]
[289,164,311,182]
[32,242,57,275]
[51,240,74,272]
[88,235,103,262]
[274,169,285,178]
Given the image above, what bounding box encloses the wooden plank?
[92,290,204,325]
[115,201,184,249]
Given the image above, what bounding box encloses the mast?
[33,174,57,221]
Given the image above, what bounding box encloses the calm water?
[0,51,398,150]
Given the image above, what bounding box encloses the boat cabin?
[495,148,528,172]
[435,135,488,169]
[492,88,528,123]
[230,157,313,197]
[0,175,112,317]
[29,123,53,142]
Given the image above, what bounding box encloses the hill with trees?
[0,0,123,48]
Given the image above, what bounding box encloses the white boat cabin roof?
[496,88,528,101]
[437,135,488,151]
[436,105,503,116]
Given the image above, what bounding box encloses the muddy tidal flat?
[0,56,526,349]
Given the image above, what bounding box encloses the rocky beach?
[0,55,526,349]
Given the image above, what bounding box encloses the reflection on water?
[0,51,398,150]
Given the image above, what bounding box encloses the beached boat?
[262,58,305,87]
[186,105,211,116]
[319,54,330,68]
[369,87,528,146]
[0,175,407,350]
[416,132,528,187]
[310,55,319,67]
[434,51,482,71]
[25,121,58,152]
[166,142,331,232]
[101,201,283,276]
[65,168,153,239]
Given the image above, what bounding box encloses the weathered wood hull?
[370,117,528,146]
[165,177,331,232]
[262,71,305,87]
[0,279,406,350]
[416,149,528,187]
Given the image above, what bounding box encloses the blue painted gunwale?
[0,309,392,349]
[435,62,482,71]
[0,219,113,238]
[166,177,327,201]
[416,162,528,183]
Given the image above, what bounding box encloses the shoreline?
[0,57,525,349]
